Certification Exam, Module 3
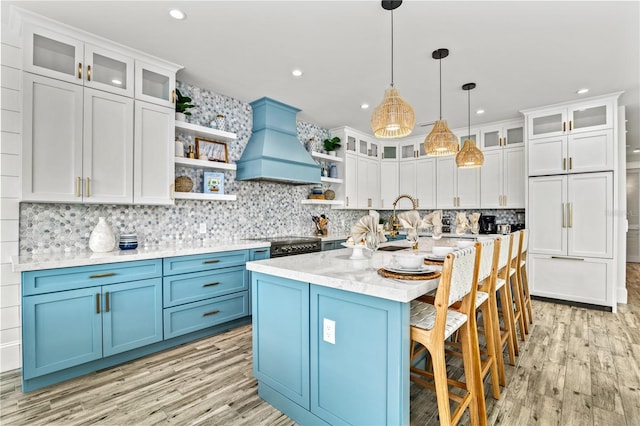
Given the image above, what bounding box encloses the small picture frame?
[195,138,228,163]
[203,172,225,194]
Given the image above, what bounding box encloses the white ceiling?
[6,0,640,161]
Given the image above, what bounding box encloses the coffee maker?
[479,215,496,234]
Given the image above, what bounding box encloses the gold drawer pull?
[96,293,100,314]
[203,259,220,264]
[203,282,220,287]
[78,62,82,79]
[89,272,116,279]
[203,310,220,317]
[551,256,584,261]
[76,177,81,197]
[87,64,91,81]
[105,291,110,312]
[254,249,268,253]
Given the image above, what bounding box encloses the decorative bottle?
[89,217,116,253]
[215,114,226,131]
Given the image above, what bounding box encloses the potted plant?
[175,89,195,121]
[323,136,341,156]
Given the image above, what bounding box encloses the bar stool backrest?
[510,230,521,265]
[497,234,512,270]
[446,246,479,306]
[520,229,529,255]
[477,238,495,282]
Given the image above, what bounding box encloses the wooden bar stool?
[518,229,533,326]
[409,245,487,426]
[509,230,528,339]
[492,235,517,384]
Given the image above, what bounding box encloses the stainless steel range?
[253,236,321,258]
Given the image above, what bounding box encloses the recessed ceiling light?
[111,79,122,85]
[476,109,485,115]
[361,103,369,109]
[634,148,640,153]
[169,9,185,20]
[292,69,303,77]
[577,88,589,94]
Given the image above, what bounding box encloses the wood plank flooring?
[2,263,639,425]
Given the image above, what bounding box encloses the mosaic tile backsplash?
[18,82,523,254]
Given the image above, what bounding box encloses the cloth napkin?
[350,214,387,244]
[397,210,422,230]
[469,212,481,234]
[423,210,443,240]
[455,212,471,235]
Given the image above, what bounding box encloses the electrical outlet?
[199,223,207,234]
[323,318,335,344]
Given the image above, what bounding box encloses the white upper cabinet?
[24,23,134,97]
[134,101,174,205]
[380,160,398,210]
[134,60,176,108]
[436,156,480,209]
[481,147,525,209]
[524,96,616,140]
[480,120,524,151]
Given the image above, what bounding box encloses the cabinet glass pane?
[92,53,128,89]
[418,142,427,156]
[383,146,397,159]
[532,114,563,135]
[346,136,356,152]
[573,105,606,130]
[484,131,500,148]
[33,34,75,76]
[401,144,414,159]
[359,140,368,155]
[141,69,170,101]
[506,127,524,144]
[369,142,378,157]
[460,134,475,143]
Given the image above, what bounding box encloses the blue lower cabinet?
[252,273,410,425]
[163,292,249,339]
[252,274,310,409]
[22,287,103,380]
[102,279,163,357]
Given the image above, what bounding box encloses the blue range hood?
[236,97,321,185]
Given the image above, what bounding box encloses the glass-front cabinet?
[525,97,615,139]
[134,60,176,108]
[480,120,524,150]
[24,23,134,97]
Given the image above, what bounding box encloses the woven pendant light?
[456,83,484,168]
[371,1,415,139]
[424,48,458,156]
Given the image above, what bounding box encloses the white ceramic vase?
[89,217,116,253]
[175,112,186,122]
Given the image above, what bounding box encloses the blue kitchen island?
[247,244,440,425]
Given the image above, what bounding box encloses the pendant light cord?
[390,10,394,87]
[468,87,471,136]
[439,56,442,120]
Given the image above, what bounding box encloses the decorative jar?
[215,114,226,131]
[89,217,116,253]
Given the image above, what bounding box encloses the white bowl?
[432,246,455,257]
[392,253,424,269]
[456,240,474,249]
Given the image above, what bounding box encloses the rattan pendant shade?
[372,86,415,138]
[424,48,458,156]
[456,82,484,168]
[371,1,415,139]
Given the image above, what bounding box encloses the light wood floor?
[2,263,639,426]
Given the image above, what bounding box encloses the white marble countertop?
[246,237,459,303]
[11,240,271,272]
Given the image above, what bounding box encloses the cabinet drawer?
[163,250,249,275]
[163,266,247,308]
[23,259,162,296]
[163,292,249,339]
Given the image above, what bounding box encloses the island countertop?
[247,239,446,303]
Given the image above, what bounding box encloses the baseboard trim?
[617,286,628,304]
[0,341,21,372]
[531,295,613,312]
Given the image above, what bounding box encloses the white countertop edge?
[12,241,271,272]
[247,250,439,303]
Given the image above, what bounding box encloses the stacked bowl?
[119,233,138,250]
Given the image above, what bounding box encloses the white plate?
[383,264,435,275]
[424,254,446,261]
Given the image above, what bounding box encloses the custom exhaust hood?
[236,97,321,185]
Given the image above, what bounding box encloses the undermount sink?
[378,245,409,252]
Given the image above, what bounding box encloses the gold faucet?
[387,194,418,239]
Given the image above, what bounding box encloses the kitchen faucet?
[387,194,418,238]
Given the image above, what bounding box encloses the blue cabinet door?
[102,278,163,357]
[252,273,310,409]
[23,287,102,379]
